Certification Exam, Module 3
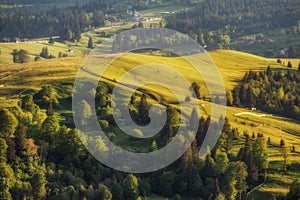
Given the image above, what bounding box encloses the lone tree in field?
[280,138,285,147]
[18,49,30,63]
[190,82,201,99]
[46,101,54,116]
[287,61,293,68]
[11,49,18,63]
[281,146,289,172]
[11,49,30,63]
[48,36,55,44]
[88,37,93,48]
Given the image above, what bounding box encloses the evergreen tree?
[159,171,176,197]
[281,146,289,172]
[151,140,158,151]
[287,61,293,68]
[222,163,238,200]
[11,49,18,63]
[190,82,201,99]
[110,179,124,200]
[138,93,150,125]
[226,90,233,106]
[88,37,93,48]
[280,138,285,147]
[138,178,151,197]
[40,47,50,59]
[48,36,55,44]
[46,101,54,116]
[30,169,47,199]
[40,115,59,144]
[234,161,248,200]
[233,87,240,106]
[242,136,258,186]
[14,124,27,157]
[21,94,37,113]
[252,137,268,171]
[202,153,216,179]
[215,150,229,175]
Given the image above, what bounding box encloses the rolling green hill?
[1,50,300,198]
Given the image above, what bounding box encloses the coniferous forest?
[232,67,300,120]
[0,82,270,200]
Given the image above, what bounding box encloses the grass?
[0,56,84,103]
[1,49,300,198]
[0,40,84,65]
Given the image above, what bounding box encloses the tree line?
[0,0,107,41]
[231,66,300,120]
[165,0,300,50]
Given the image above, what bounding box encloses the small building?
[248,107,257,111]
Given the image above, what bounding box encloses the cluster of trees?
[12,47,70,63]
[40,47,55,59]
[111,30,199,55]
[11,49,30,63]
[91,81,269,199]
[231,66,300,120]
[0,1,107,40]
[0,79,270,199]
[165,0,300,49]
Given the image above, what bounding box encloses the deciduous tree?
[123,174,139,200]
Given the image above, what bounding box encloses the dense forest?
[166,0,300,50]
[0,0,189,40]
[0,0,108,40]
[232,66,300,120]
[0,80,273,200]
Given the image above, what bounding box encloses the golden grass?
[0,49,300,197]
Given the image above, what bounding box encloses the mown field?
[1,49,300,198]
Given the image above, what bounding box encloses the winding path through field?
[234,112,272,117]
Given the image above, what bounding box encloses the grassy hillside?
[0,57,84,106]
[1,50,300,198]
[210,50,300,89]
[0,40,88,65]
